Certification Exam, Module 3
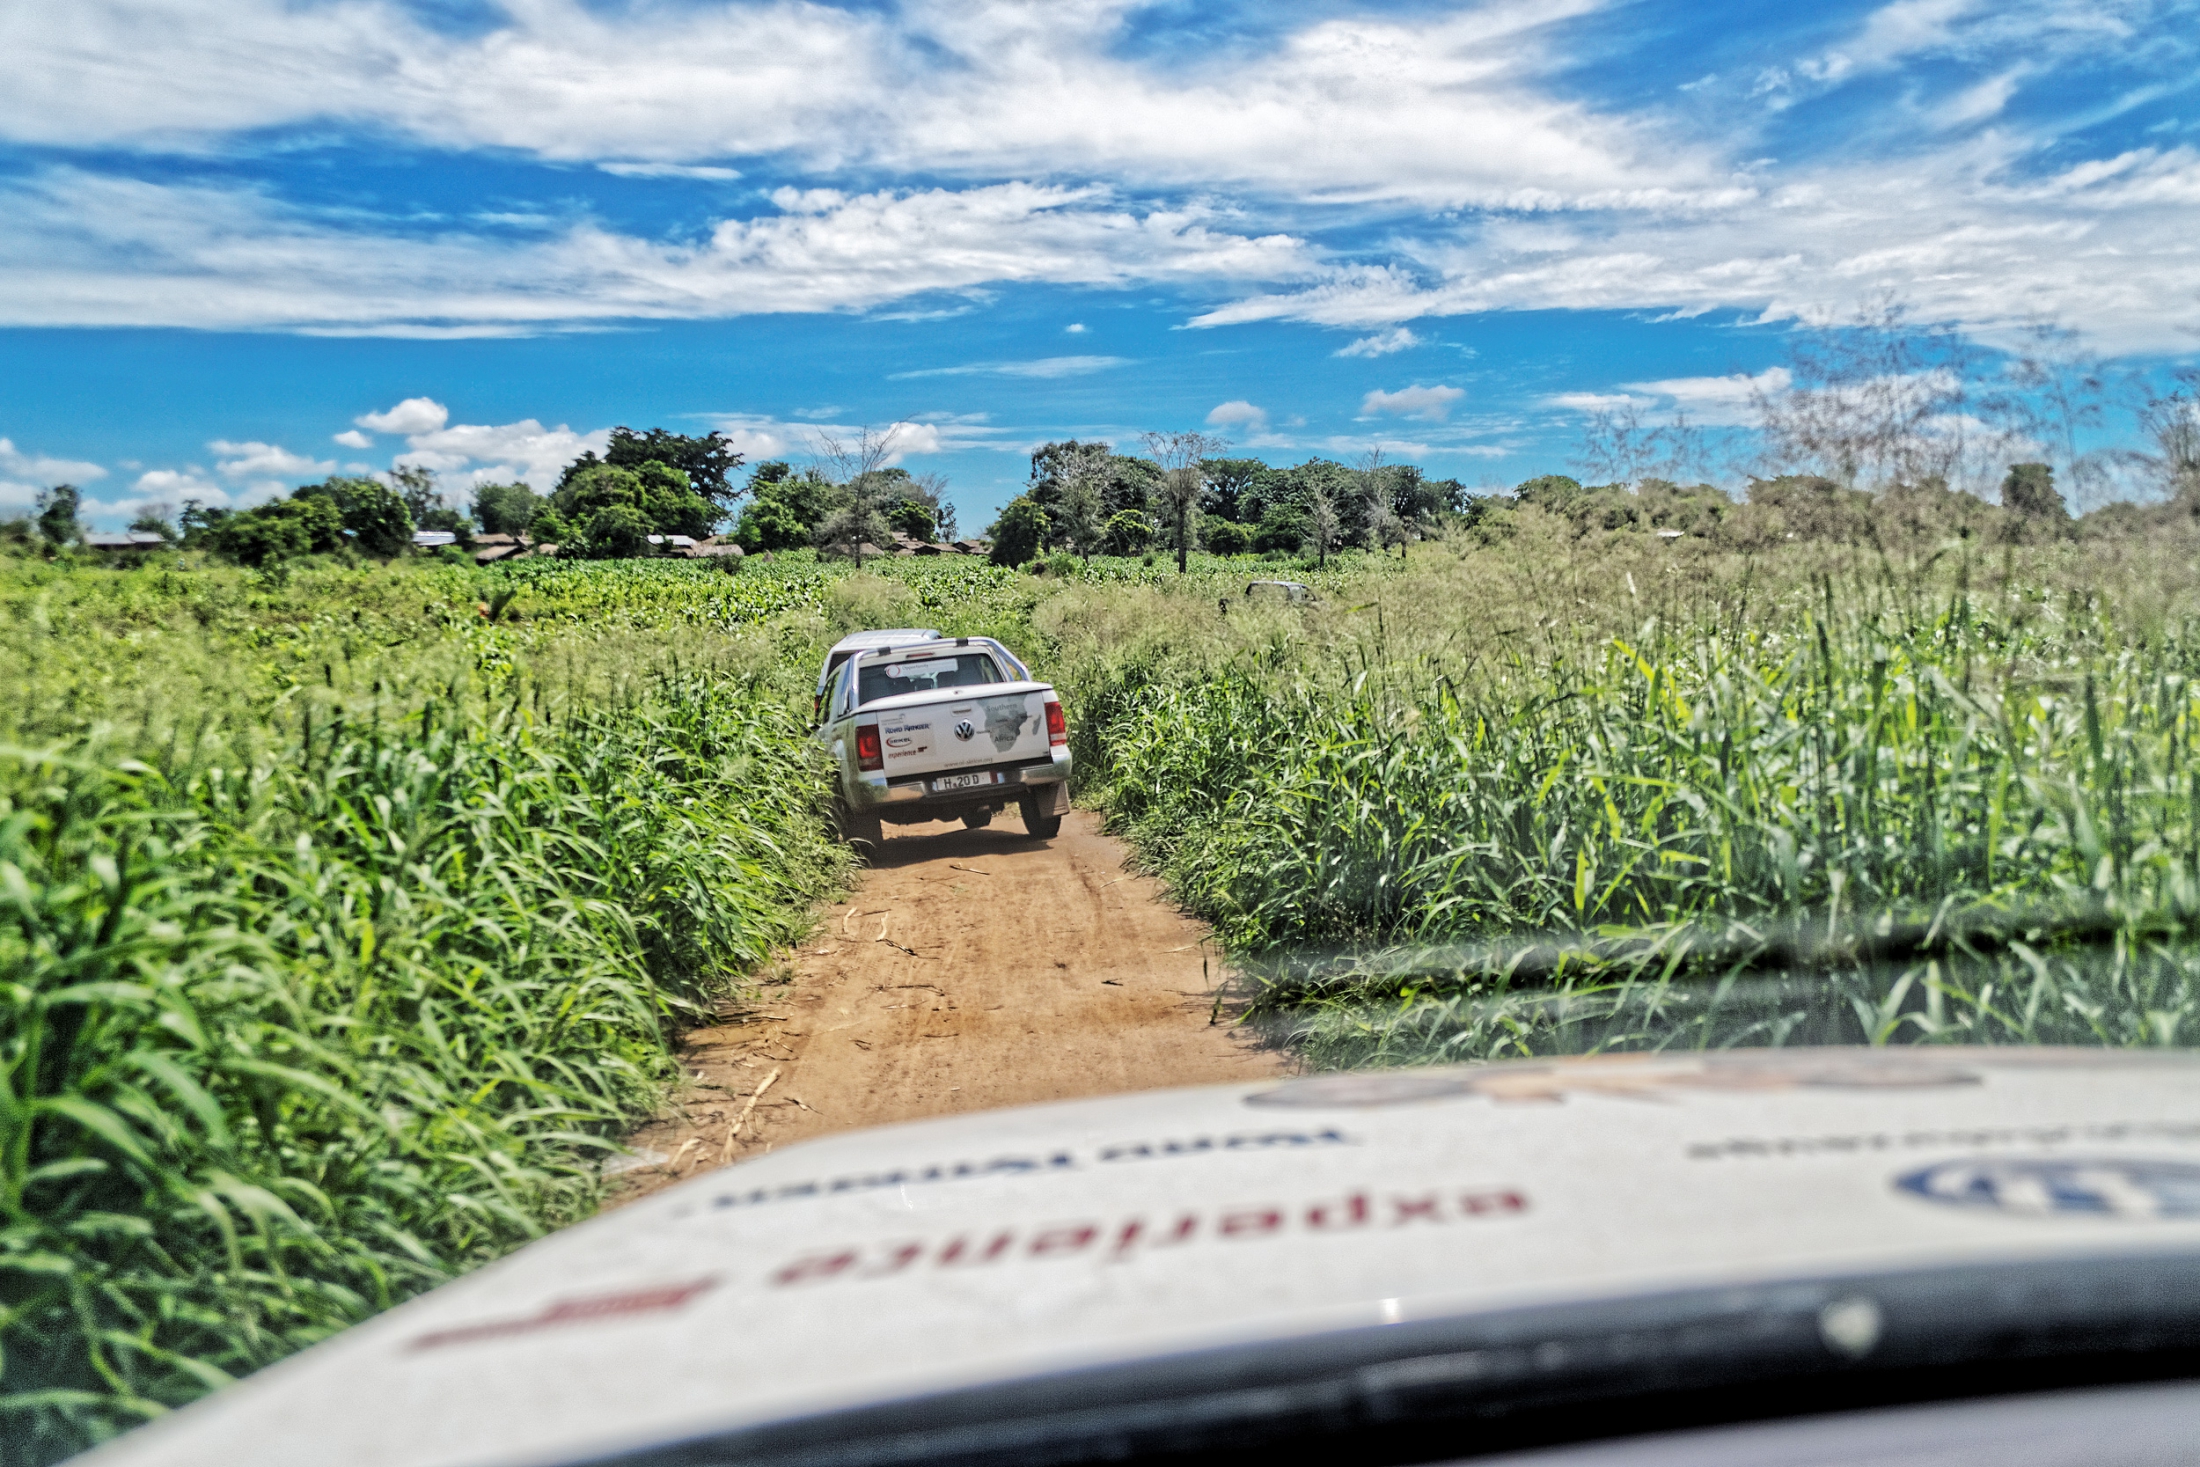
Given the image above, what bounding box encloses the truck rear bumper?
[848,751,1070,815]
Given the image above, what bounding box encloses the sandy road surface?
[610,810,1286,1204]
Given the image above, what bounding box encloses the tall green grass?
[1077,552,2200,1066]
[0,556,853,1462]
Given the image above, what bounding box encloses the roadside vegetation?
[5,312,2198,1459]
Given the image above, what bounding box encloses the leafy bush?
[2003,462,2068,520]
[1102,509,1154,556]
[304,476,414,557]
[1202,518,1251,555]
[205,494,346,566]
[573,502,654,559]
[988,496,1049,566]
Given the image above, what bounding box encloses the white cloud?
[1801,0,1979,87]
[395,419,607,491]
[1192,140,2200,354]
[1205,400,1268,430]
[704,412,1015,467]
[1,439,106,515]
[1360,385,1466,421]
[1615,366,1792,426]
[1549,391,1649,414]
[0,436,106,484]
[332,428,373,449]
[1334,327,1423,358]
[119,467,284,510]
[210,439,333,480]
[597,162,742,181]
[0,0,2186,362]
[888,355,1131,380]
[0,1,1693,211]
[356,397,449,434]
[1064,322,1087,333]
[0,171,1316,331]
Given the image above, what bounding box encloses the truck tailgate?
[872,681,1054,778]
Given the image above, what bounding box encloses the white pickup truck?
[818,633,1071,847]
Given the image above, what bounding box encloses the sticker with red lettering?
[768,1187,1527,1287]
[410,1280,719,1350]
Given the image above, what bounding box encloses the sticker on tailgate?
[974,695,1035,752]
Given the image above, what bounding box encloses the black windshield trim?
[573,1251,2200,1467]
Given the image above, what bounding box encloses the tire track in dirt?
[609,810,1286,1204]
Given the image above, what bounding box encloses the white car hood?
[87,1047,2200,1467]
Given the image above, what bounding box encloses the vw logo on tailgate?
[953,720,976,741]
[1896,1156,2200,1219]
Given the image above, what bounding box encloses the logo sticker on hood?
[1896,1156,2200,1219]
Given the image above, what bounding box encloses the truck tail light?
[1044,698,1067,746]
[854,724,883,771]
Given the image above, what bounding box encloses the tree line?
[983,433,1469,570]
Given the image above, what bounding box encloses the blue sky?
[2,0,2196,530]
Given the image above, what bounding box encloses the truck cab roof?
[817,629,941,695]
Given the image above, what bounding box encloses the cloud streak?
[0,171,1315,331]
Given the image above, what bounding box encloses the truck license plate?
[932,771,998,792]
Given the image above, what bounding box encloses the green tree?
[551,461,714,542]
[207,494,346,567]
[34,484,80,547]
[386,465,470,538]
[570,502,654,559]
[885,498,937,541]
[1102,509,1154,556]
[1306,480,1340,568]
[1203,518,1251,555]
[1251,501,1309,553]
[601,427,744,514]
[731,496,809,552]
[815,476,895,564]
[301,477,414,557]
[1140,430,1228,573]
[988,495,1049,566]
[2001,462,2068,521]
[1050,451,1108,561]
[126,509,177,546]
[473,481,543,536]
[811,427,909,567]
[1198,458,1268,522]
[1514,475,1587,513]
[178,499,230,547]
[732,465,838,551]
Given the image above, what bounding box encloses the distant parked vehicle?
[1246,579,1314,604]
[819,634,1068,846]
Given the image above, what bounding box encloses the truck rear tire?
[1020,795,1062,840]
[835,802,884,851]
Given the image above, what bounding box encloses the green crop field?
[5,509,2199,1459]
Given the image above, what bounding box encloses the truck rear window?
[857,653,1005,704]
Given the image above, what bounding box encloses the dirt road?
[610,810,1286,1204]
